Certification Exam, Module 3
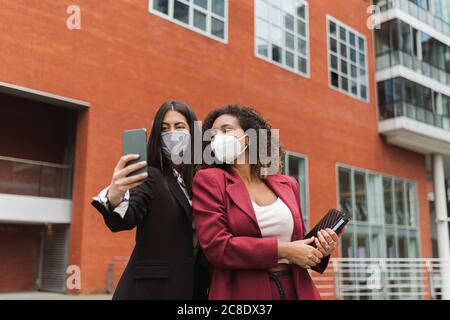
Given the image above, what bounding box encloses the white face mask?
[211,134,248,164]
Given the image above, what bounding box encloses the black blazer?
[91,166,210,300]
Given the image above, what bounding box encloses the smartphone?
[122,128,148,177]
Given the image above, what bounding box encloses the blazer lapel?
[166,172,192,222]
[224,171,260,230]
[265,175,303,241]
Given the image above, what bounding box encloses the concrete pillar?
[433,153,450,299]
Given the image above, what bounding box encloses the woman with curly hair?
[192,105,341,300]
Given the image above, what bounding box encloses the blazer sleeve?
[192,170,278,270]
[91,172,154,232]
[289,176,330,274]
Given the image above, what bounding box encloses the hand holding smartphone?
[106,129,149,209]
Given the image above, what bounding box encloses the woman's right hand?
[107,154,148,209]
[278,238,324,269]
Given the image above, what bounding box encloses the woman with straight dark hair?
[91,100,210,300]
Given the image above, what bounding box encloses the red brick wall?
[0,224,41,292]
[0,0,432,294]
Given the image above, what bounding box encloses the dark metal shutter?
[38,224,70,293]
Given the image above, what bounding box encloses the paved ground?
[0,292,113,300]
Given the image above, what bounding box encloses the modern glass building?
[374,0,450,298]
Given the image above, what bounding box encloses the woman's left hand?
[314,228,340,257]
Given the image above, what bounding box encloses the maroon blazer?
[192,167,329,300]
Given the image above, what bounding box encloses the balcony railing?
[379,102,450,131]
[376,0,450,37]
[376,51,450,85]
[310,258,450,300]
[0,156,72,199]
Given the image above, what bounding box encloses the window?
[283,152,309,228]
[337,166,421,299]
[150,0,228,42]
[337,166,420,258]
[327,16,369,101]
[255,0,309,76]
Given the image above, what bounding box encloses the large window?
[375,19,450,73]
[283,152,309,228]
[150,0,228,42]
[337,166,420,260]
[378,77,447,114]
[255,0,309,76]
[327,16,369,101]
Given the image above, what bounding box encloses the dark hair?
[147,100,199,197]
[198,104,284,177]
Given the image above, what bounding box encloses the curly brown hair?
[197,104,285,177]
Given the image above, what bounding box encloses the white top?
[252,197,294,264]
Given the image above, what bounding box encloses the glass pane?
[351,81,357,95]
[212,0,225,17]
[357,234,370,258]
[354,171,368,222]
[361,85,367,100]
[340,43,347,58]
[284,154,308,226]
[193,10,207,31]
[371,232,382,257]
[0,161,40,196]
[329,21,336,37]
[297,38,307,55]
[406,182,417,226]
[367,174,382,224]
[341,231,354,257]
[256,18,269,39]
[358,36,365,51]
[298,57,307,73]
[153,0,169,14]
[271,25,283,45]
[408,236,419,258]
[211,17,225,38]
[286,50,294,68]
[394,181,406,225]
[285,13,294,31]
[386,234,396,258]
[341,59,348,74]
[359,53,366,67]
[194,0,208,9]
[349,32,356,47]
[398,235,408,258]
[350,48,356,63]
[270,6,282,26]
[297,20,306,37]
[331,72,339,88]
[340,26,347,41]
[297,4,306,18]
[285,32,295,50]
[383,177,394,224]
[255,0,269,19]
[331,54,338,70]
[351,64,357,78]
[338,167,353,217]
[330,38,337,53]
[342,76,348,91]
[272,44,282,63]
[174,0,189,24]
[256,38,269,57]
